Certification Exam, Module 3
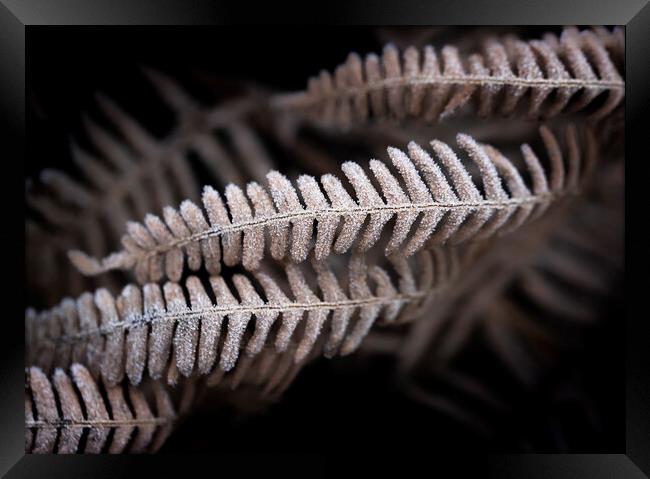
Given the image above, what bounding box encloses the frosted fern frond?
[25,364,185,454]
[271,27,624,129]
[70,124,594,284]
[27,248,456,388]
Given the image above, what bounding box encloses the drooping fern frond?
[396,158,623,377]
[28,248,456,388]
[69,124,593,284]
[445,195,621,371]
[271,27,624,130]
[399,209,622,449]
[25,364,186,454]
[391,167,622,445]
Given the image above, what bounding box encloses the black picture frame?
[3,1,646,476]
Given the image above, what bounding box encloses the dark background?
[26,26,624,453]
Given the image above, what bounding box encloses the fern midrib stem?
[271,74,624,109]
[139,190,569,260]
[50,291,433,344]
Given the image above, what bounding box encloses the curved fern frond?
[70,124,594,284]
[25,364,183,454]
[271,27,624,129]
[28,248,456,388]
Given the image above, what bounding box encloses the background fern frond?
[27,81,268,247]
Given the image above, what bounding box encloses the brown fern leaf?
[70,124,594,284]
[25,363,187,454]
[27,248,455,388]
[270,27,624,129]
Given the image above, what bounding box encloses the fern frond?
[25,364,185,454]
[70,124,593,284]
[271,27,624,129]
[28,248,455,388]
